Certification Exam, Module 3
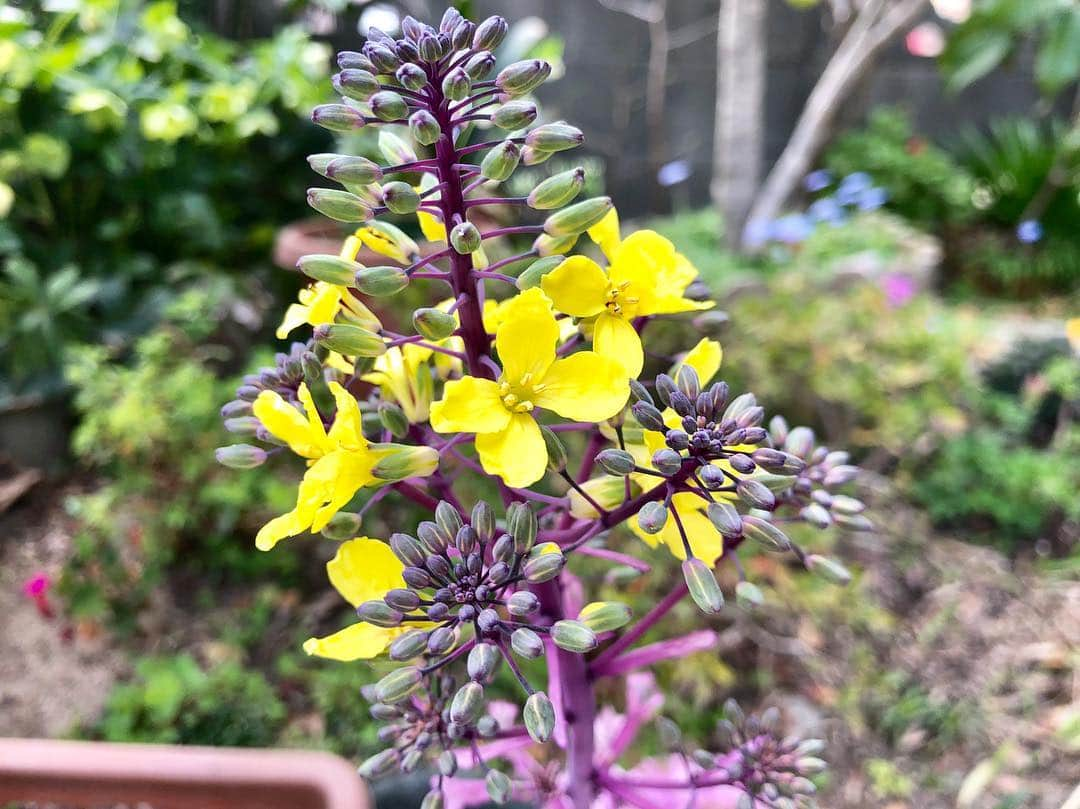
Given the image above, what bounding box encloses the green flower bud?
[437,750,457,776]
[510,626,544,659]
[297,254,362,286]
[379,130,418,165]
[540,425,568,472]
[381,181,421,214]
[507,590,540,617]
[516,255,564,290]
[307,188,371,222]
[579,601,632,633]
[492,100,538,130]
[314,323,386,357]
[800,502,832,529]
[338,51,374,72]
[495,59,551,97]
[485,770,512,805]
[312,103,364,133]
[736,478,776,510]
[224,416,260,435]
[307,153,338,178]
[596,448,636,476]
[834,513,873,532]
[533,232,578,257]
[522,146,554,166]
[473,16,509,51]
[740,515,791,552]
[371,445,439,481]
[706,502,743,539]
[735,580,764,610]
[551,620,598,653]
[481,140,521,182]
[637,501,668,534]
[526,122,584,153]
[465,51,496,81]
[543,197,613,237]
[355,266,409,296]
[324,155,383,187]
[412,307,457,341]
[507,502,537,555]
[409,110,441,146]
[651,448,683,476]
[378,401,409,438]
[442,67,471,101]
[421,789,444,809]
[388,629,431,661]
[396,63,427,91]
[321,511,363,540]
[524,692,556,743]
[527,167,586,210]
[450,221,482,254]
[370,90,408,121]
[829,494,865,515]
[215,444,267,469]
[357,600,404,627]
[523,547,564,583]
[467,643,501,682]
[751,447,806,475]
[333,69,379,101]
[682,558,724,614]
[472,500,496,544]
[657,716,682,751]
[435,500,463,543]
[374,666,423,703]
[427,625,456,655]
[390,532,426,566]
[358,748,399,779]
[449,681,484,724]
[806,554,852,585]
[798,756,828,774]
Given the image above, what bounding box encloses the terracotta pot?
[0,738,371,809]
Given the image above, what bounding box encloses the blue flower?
[771,214,813,245]
[1016,220,1043,244]
[657,159,692,187]
[807,197,846,225]
[836,172,872,206]
[857,186,889,211]
[742,219,773,248]
[803,169,832,193]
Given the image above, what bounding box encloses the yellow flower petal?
[475,412,547,488]
[495,288,559,384]
[303,622,398,661]
[308,450,384,532]
[534,350,630,422]
[588,207,621,259]
[327,537,405,607]
[430,376,512,434]
[255,507,310,552]
[418,208,447,243]
[327,381,366,449]
[540,256,609,318]
[305,282,347,325]
[276,302,312,340]
[627,492,724,563]
[607,230,675,313]
[592,312,644,379]
[252,387,330,459]
[676,338,723,385]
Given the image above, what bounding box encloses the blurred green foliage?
[60,284,298,631]
[0,0,331,398]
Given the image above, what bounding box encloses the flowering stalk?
[218,10,871,809]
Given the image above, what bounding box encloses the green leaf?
[941,29,1013,93]
[1035,10,1080,96]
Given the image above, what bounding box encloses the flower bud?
[481,140,521,182]
[510,627,544,659]
[297,254,362,286]
[371,445,439,481]
[783,426,815,458]
[388,629,430,661]
[533,232,578,256]
[321,511,363,540]
[416,33,442,62]
[472,500,496,544]
[308,188,371,222]
[427,626,456,655]
[735,580,764,609]
[492,533,515,565]
[312,103,364,133]
[751,447,806,475]
[402,566,432,589]
[507,502,537,555]
[522,146,554,166]
[701,503,739,541]
[437,750,457,777]
[496,59,552,97]
[379,182,420,215]
[507,590,540,617]
[338,51,374,71]
[465,51,496,81]
[551,620,598,653]
[829,494,865,515]
[467,643,501,681]
[224,416,259,435]
[421,789,444,809]
[358,748,399,779]
[441,67,471,101]
[365,42,401,73]
[492,100,538,130]
[515,255,564,290]
[800,502,832,529]
[324,155,382,187]
[485,770,512,805]
[450,221,482,254]
[834,512,873,532]
[374,666,423,703]
[579,601,632,633]
[526,122,584,153]
[682,558,724,614]
[396,62,427,90]
[314,323,386,356]
[332,69,378,101]
[377,400,409,437]
[524,692,556,743]
[737,478,776,511]
[637,501,669,534]
[378,130,418,166]
[740,515,791,552]
[652,448,683,476]
[657,716,682,751]
[596,448,636,476]
[450,681,484,724]
[527,166,586,210]
[523,544,564,582]
[369,90,408,121]
[215,444,267,469]
[451,19,475,51]
[357,600,403,627]
[413,307,457,341]
[806,554,852,585]
[408,110,441,146]
[544,197,613,236]
[474,16,509,51]
[630,401,666,433]
[540,425,568,472]
[418,521,450,555]
[355,266,409,296]
[390,533,426,567]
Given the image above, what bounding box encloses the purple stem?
[592,629,717,679]
[573,545,651,573]
[588,581,689,673]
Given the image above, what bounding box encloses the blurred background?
[0,1,1077,807]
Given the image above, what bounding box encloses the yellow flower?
[541,227,713,378]
[253,381,436,550]
[303,537,411,661]
[430,288,630,488]
[277,232,381,339]
[362,342,436,423]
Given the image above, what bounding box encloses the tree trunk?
[741,0,930,247]
[711,0,767,248]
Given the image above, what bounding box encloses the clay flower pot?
[0,738,372,809]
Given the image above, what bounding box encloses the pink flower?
[22,572,50,598]
[881,272,917,308]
